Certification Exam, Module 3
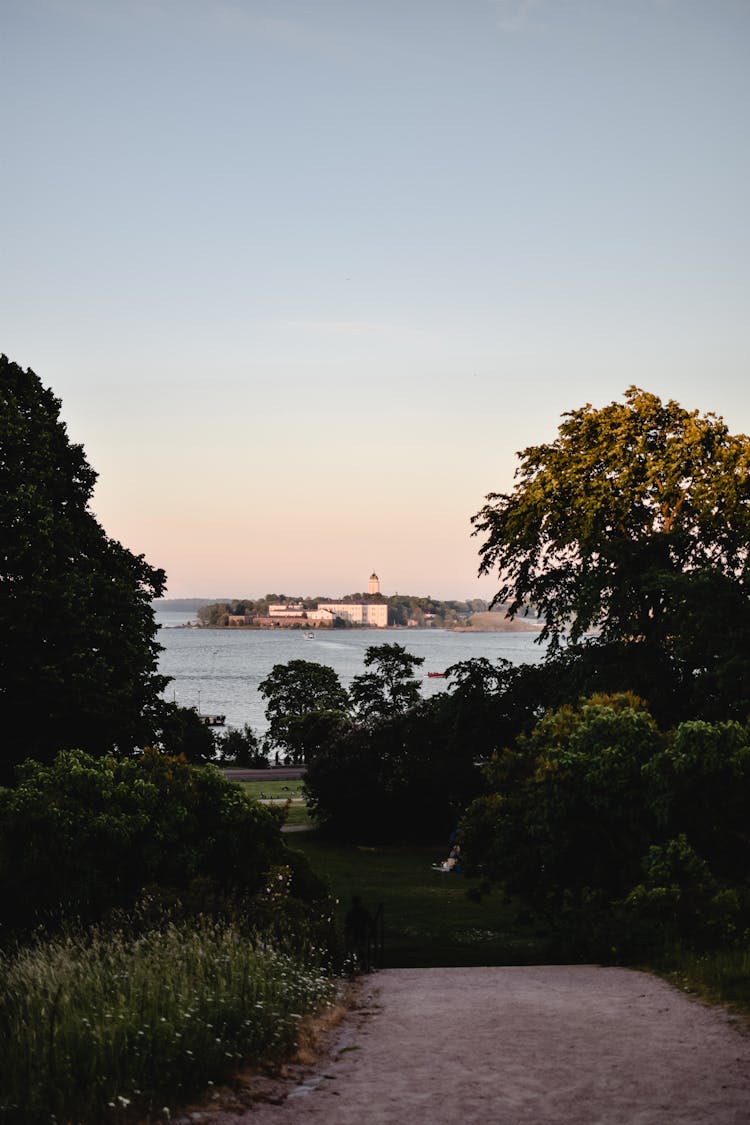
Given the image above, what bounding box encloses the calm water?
[154,609,548,734]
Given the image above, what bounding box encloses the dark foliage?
[0,749,325,940]
[259,660,349,763]
[214,722,268,767]
[350,643,424,720]
[0,356,168,782]
[157,703,217,763]
[306,697,482,842]
[459,695,750,959]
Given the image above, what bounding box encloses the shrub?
[460,696,750,958]
[214,723,268,767]
[0,749,324,939]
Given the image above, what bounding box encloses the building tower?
[368,572,380,595]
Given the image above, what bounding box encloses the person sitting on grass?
[432,844,462,874]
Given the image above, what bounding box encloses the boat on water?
[199,713,226,726]
[303,631,315,639]
[427,671,446,678]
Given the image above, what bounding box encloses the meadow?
[288,834,549,969]
[0,916,336,1124]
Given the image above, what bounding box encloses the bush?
[0,749,324,939]
[214,722,268,767]
[460,696,750,958]
[623,836,742,952]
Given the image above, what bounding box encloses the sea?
[153,607,549,735]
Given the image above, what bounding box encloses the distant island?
[155,593,543,632]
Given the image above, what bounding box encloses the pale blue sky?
[3,0,749,599]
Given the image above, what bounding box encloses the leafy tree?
[305,694,483,842]
[215,722,268,767]
[0,749,321,937]
[258,660,349,763]
[350,643,425,720]
[0,356,168,782]
[460,694,664,912]
[460,696,750,956]
[157,703,217,764]
[472,386,750,662]
[442,657,542,760]
[643,719,750,887]
[624,835,741,952]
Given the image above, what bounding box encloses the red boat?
[427,671,446,678]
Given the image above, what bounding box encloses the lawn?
[288,833,550,969]
[238,780,312,828]
[234,778,549,967]
[239,779,306,800]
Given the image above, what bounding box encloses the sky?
[3,0,749,601]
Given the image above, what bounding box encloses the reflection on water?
[155,614,548,734]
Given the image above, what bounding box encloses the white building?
[320,601,388,627]
[268,603,305,617]
[306,608,336,626]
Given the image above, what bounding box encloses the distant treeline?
[154,598,222,613]
[195,594,491,628]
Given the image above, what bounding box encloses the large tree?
[350,643,425,720]
[472,388,750,718]
[0,356,168,780]
[258,659,350,763]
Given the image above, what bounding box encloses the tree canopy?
[459,696,750,958]
[0,356,168,781]
[472,387,750,655]
[258,659,350,763]
[350,643,425,720]
[0,748,314,936]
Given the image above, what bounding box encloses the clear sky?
[3,0,749,601]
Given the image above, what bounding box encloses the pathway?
[177,966,750,1124]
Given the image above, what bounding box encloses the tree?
[258,660,350,763]
[473,387,750,654]
[304,695,483,842]
[459,693,665,936]
[442,657,541,760]
[0,357,168,782]
[0,748,316,936]
[157,703,216,764]
[215,722,268,768]
[350,643,425,720]
[460,697,750,958]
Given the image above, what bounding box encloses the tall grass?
[656,944,750,1015]
[0,917,336,1124]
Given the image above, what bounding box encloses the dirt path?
[178,966,750,1124]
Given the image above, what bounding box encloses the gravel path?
[181,966,750,1124]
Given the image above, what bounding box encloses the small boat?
[303,631,315,639]
[199,713,226,726]
[427,671,446,678]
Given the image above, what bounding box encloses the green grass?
[654,947,750,1019]
[0,918,335,1124]
[240,779,305,800]
[236,780,312,828]
[282,801,314,829]
[288,833,550,968]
